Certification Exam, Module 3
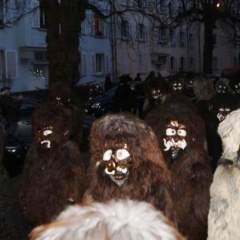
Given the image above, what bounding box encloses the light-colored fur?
[208,108,240,240]
[30,199,185,240]
[218,109,240,160]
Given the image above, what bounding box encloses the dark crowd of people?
[0,69,240,240]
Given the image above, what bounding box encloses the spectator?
[0,86,23,137]
[104,73,113,92]
[134,73,142,82]
[113,75,137,114]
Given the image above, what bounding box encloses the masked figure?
[169,78,184,94]
[83,113,177,225]
[208,108,240,240]
[143,79,167,116]
[19,102,86,226]
[145,94,213,240]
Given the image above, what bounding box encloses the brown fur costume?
[208,108,240,240]
[83,113,177,225]
[145,94,213,240]
[19,102,85,226]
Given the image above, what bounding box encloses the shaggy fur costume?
[30,199,185,240]
[83,113,177,225]
[19,102,85,226]
[208,108,240,240]
[145,94,213,240]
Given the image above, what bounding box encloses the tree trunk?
[45,0,86,88]
[203,21,215,74]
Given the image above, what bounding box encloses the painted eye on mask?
[43,130,53,136]
[116,149,130,160]
[166,128,176,136]
[103,149,112,161]
[177,129,187,137]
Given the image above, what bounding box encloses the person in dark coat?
[104,73,113,92]
[0,86,23,137]
[0,113,31,240]
[113,75,137,114]
[134,73,142,82]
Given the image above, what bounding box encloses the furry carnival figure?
[19,102,85,226]
[208,109,240,240]
[143,79,168,116]
[145,94,213,240]
[48,82,85,148]
[30,199,185,240]
[83,113,177,225]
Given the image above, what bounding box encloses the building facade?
[0,0,239,92]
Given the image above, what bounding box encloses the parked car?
[2,98,95,177]
[84,81,146,118]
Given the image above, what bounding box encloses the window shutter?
[6,50,17,78]
[91,54,96,74]
[82,53,87,75]
[105,54,109,74]
[0,51,3,78]
[32,0,40,28]
[136,24,139,40]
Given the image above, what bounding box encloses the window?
[168,3,173,17]
[190,57,194,70]
[32,0,47,29]
[188,33,193,48]
[212,57,218,71]
[0,0,12,27]
[92,54,106,75]
[169,29,176,45]
[170,56,175,71]
[34,51,48,62]
[156,0,165,14]
[213,33,217,46]
[179,31,185,46]
[120,20,131,39]
[40,1,47,29]
[0,1,4,26]
[134,0,147,9]
[180,57,185,71]
[136,23,147,41]
[94,16,104,36]
[81,53,87,75]
[158,27,167,44]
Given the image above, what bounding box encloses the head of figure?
[147,80,164,106]
[90,113,164,187]
[1,87,11,96]
[49,82,72,106]
[163,120,187,159]
[32,103,70,150]
[229,74,240,96]
[212,93,240,122]
[215,80,228,94]
[170,78,184,93]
